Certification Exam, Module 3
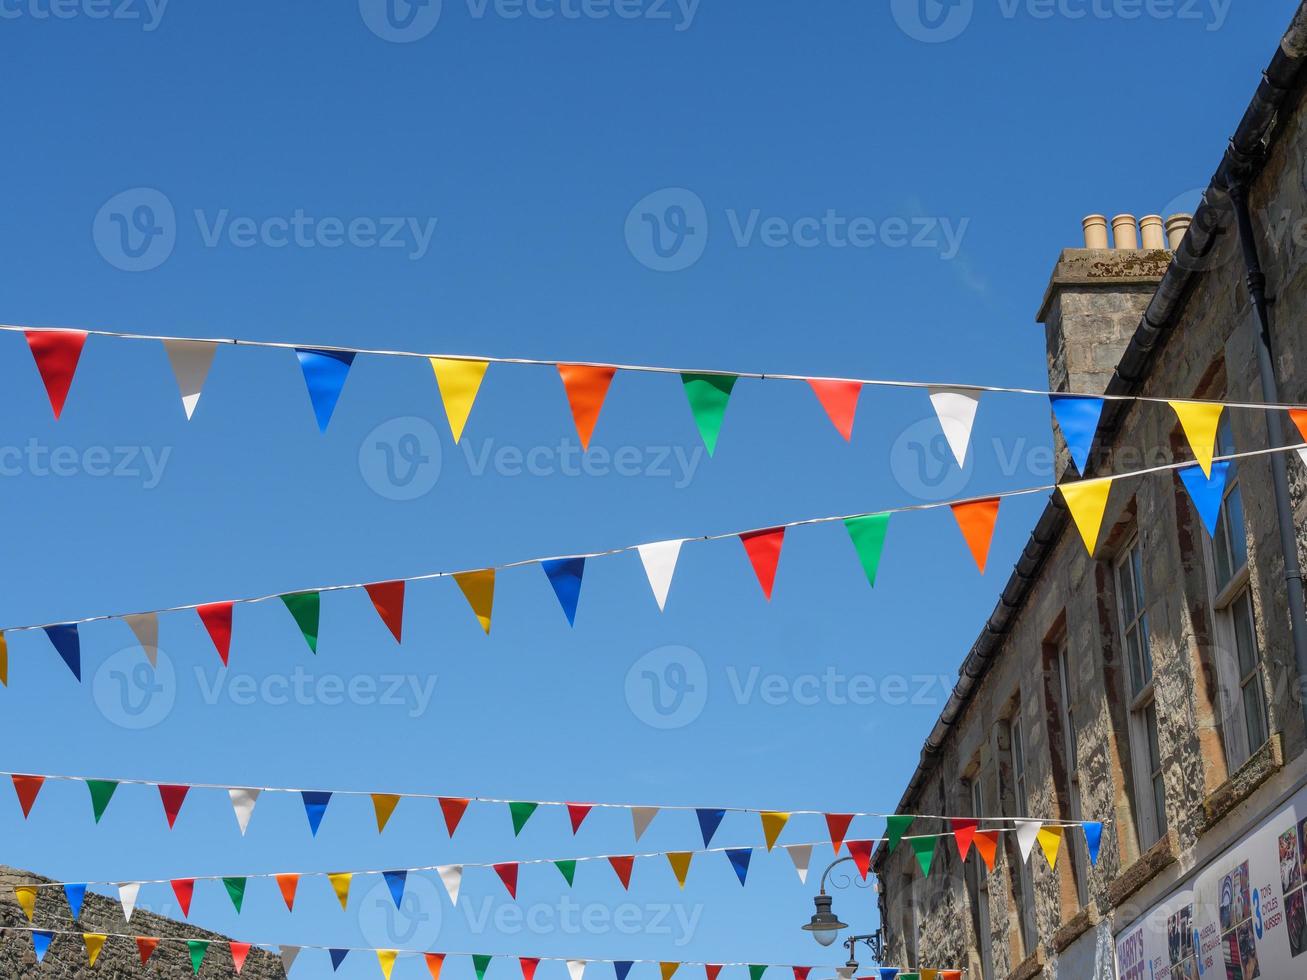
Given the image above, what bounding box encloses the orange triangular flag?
[372,793,401,832]
[426,953,446,980]
[608,855,635,890]
[972,830,999,871]
[440,797,470,836]
[825,813,854,854]
[950,498,1001,573]
[558,365,617,450]
[951,818,978,859]
[807,380,862,440]
[136,937,160,965]
[454,569,495,634]
[276,874,300,911]
[1290,409,1307,444]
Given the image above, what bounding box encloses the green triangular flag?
[187,940,209,975]
[885,814,914,853]
[87,780,118,823]
[681,373,737,456]
[748,966,767,980]
[223,877,247,913]
[509,801,539,836]
[474,954,493,980]
[554,860,577,886]
[909,834,938,876]
[844,513,891,588]
[281,591,320,653]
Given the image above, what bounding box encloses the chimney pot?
[1111,214,1139,250]
[1139,215,1166,250]
[1165,214,1193,251]
[1082,215,1109,249]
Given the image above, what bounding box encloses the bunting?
[123,613,159,668]
[43,623,81,680]
[667,852,693,888]
[541,558,585,626]
[281,591,321,653]
[64,882,86,920]
[739,528,785,600]
[302,790,332,836]
[1171,400,1225,476]
[950,498,1000,573]
[373,793,401,833]
[163,339,217,420]
[726,848,752,885]
[384,870,407,908]
[229,787,259,835]
[636,540,683,612]
[329,872,353,910]
[494,862,519,898]
[119,883,141,923]
[555,861,577,886]
[365,581,406,642]
[909,835,937,876]
[558,365,616,450]
[439,865,463,905]
[1049,395,1105,474]
[454,569,495,634]
[696,809,726,848]
[510,801,540,836]
[12,774,44,818]
[197,601,233,666]
[224,877,247,913]
[1059,478,1113,556]
[825,814,854,854]
[681,373,736,455]
[231,941,251,974]
[1015,820,1041,862]
[928,387,980,467]
[807,380,861,440]
[171,878,195,918]
[277,875,300,911]
[295,348,355,431]
[972,831,999,872]
[1036,826,1063,869]
[785,844,812,884]
[631,806,658,840]
[87,779,117,823]
[137,936,159,965]
[567,803,593,834]
[1179,462,1231,537]
[188,939,209,975]
[431,358,489,443]
[950,819,977,860]
[884,815,914,854]
[609,855,635,889]
[158,784,190,829]
[440,797,470,836]
[380,952,400,980]
[847,840,873,879]
[84,933,107,966]
[844,514,890,588]
[760,811,789,850]
[25,329,86,418]
[1083,822,1103,865]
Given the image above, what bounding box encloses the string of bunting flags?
[0,439,1301,685]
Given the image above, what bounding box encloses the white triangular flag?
[228,787,260,836]
[631,806,659,841]
[123,613,159,668]
[163,339,218,420]
[928,387,981,467]
[280,946,300,972]
[567,961,587,980]
[1015,820,1042,862]
[636,540,683,612]
[1299,448,1307,470]
[785,843,812,884]
[438,865,463,906]
[118,882,140,922]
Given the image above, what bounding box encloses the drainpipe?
[1225,174,1307,729]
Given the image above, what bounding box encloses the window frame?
[1055,643,1088,909]
[967,776,995,980]
[1008,715,1039,954]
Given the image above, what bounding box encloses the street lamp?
[799,856,885,967]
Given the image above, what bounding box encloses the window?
[966,777,995,980]
[902,873,919,966]
[1009,717,1039,954]
[1056,644,1088,908]
[1116,536,1167,849]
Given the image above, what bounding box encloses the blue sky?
[0,0,1296,976]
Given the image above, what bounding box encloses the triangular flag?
[1016,820,1042,862]
[383,870,407,908]
[1060,478,1113,555]
[1170,401,1225,476]
[910,835,938,876]
[473,954,493,980]
[921,973,938,980]
[372,793,401,833]
[608,855,635,890]
[878,972,900,980]
[519,958,541,980]
[637,540,684,611]
[760,811,790,850]
[885,815,914,853]
[43,623,81,680]
[276,874,300,911]
[1179,462,1231,537]
[697,808,726,847]
[494,862,519,898]
[454,570,495,634]
[119,883,140,922]
[614,963,634,980]
[660,964,680,980]
[15,885,36,921]
[567,803,593,834]
[951,818,978,859]
[330,949,351,970]
[681,373,737,455]
[847,840,873,879]
[825,814,854,853]
[164,339,217,420]
[704,967,722,980]
[171,878,195,917]
[541,558,585,626]
[83,933,106,966]
[739,527,785,599]
[431,358,489,443]
[438,865,463,905]
[136,936,159,965]
[426,953,446,980]
[64,882,86,919]
[845,514,891,588]
[509,801,539,836]
[229,787,259,835]
[667,852,693,888]
[197,602,234,665]
[792,969,811,980]
[378,950,399,980]
[785,844,812,883]
[808,379,861,440]
[748,966,767,980]
[1050,395,1105,474]
[87,779,118,823]
[928,387,981,467]
[726,847,752,885]
[158,783,190,829]
[631,806,658,840]
[950,498,1000,573]
[554,860,577,886]
[12,775,45,818]
[188,940,209,975]
[295,348,356,431]
[25,329,87,418]
[124,613,159,667]
[567,961,587,980]
[1037,826,1064,869]
[329,872,353,909]
[31,931,53,963]
[231,942,251,974]
[558,364,617,450]
[1291,408,1307,444]
[1083,822,1104,865]
[302,790,332,836]
[281,591,320,653]
[224,876,247,913]
[365,581,406,643]
[0,630,6,687]
[281,947,301,973]
[973,831,999,871]
[440,797,470,836]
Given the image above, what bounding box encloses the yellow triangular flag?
[1059,478,1113,556]
[660,964,680,980]
[1036,826,1064,869]
[921,972,939,980]
[84,933,107,967]
[329,872,353,910]
[0,630,8,686]
[372,794,401,833]
[1170,401,1225,476]
[666,852,693,888]
[15,885,36,921]
[453,569,495,634]
[378,949,399,979]
[760,811,790,851]
[431,358,489,443]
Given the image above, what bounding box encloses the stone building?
[873,3,1307,978]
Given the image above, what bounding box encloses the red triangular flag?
[557,364,617,451]
[12,775,45,818]
[197,602,234,665]
[171,878,195,917]
[440,797,470,836]
[951,818,978,860]
[825,813,854,854]
[364,581,405,643]
[950,498,1001,574]
[847,840,873,879]
[792,968,812,980]
[521,957,541,980]
[276,874,300,911]
[704,968,722,980]
[137,937,160,965]
[567,803,593,834]
[158,784,190,829]
[231,942,251,974]
[807,380,861,441]
[25,330,87,418]
[739,527,786,600]
[494,862,519,898]
[608,855,635,890]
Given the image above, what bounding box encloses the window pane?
[1225,485,1248,569]
[1153,773,1168,834]
[1242,678,1268,753]
[1127,632,1145,696]
[1138,614,1153,682]
[1232,591,1259,676]
[1119,561,1138,623]
[1146,704,1162,769]
[1131,547,1147,609]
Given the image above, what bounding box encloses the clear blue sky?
[0,1,1295,976]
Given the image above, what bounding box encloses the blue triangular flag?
[1179,462,1231,537]
[614,963,634,980]
[541,557,585,626]
[295,348,356,432]
[43,623,81,680]
[64,882,87,919]
[726,848,752,885]
[330,948,350,970]
[878,970,899,980]
[1050,395,1105,474]
[301,790,332,836]
[32,931,53,963]
[697,808,725,847]
[1083,822,1103,866]
[383,870,407,909]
